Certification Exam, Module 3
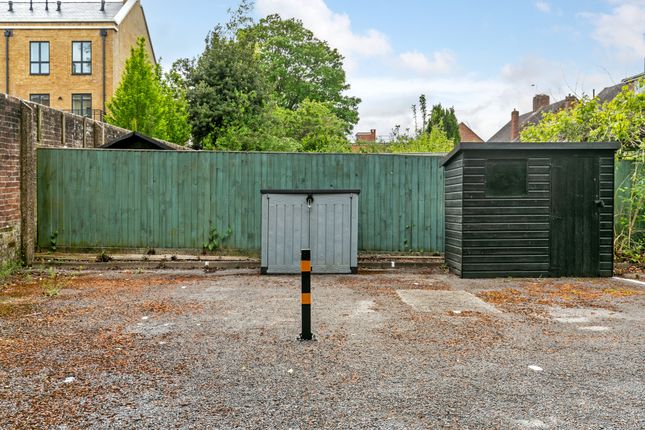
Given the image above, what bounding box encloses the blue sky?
[143,0,645,140]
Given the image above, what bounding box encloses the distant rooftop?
[0,1,132,23]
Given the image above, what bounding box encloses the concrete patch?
[353,300,376,315]
[578,326,610,332]
[396,290,501,314]
[549,307,620,322]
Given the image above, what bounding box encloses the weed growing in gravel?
[41,268,62,297]
[0,260,22,284]
[96,250,113,262]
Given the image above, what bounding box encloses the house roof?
[458,122,484,143]
[1,1,135,24]
[101,131,190,151]
[488,98,571,142]
[488,72,645,143]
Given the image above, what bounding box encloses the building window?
[72,94,92,117]
[29,94,50,106]
[30,42,50,75]
[72,41,92,75]
[485,160,528,197]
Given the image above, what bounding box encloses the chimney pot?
[510,109,520,141]
[532,94,550,112]
[29,0,32,11]
[45,0,48,11]
[56,1,61,11]
[8,1,13,12]
[100,0,105,11]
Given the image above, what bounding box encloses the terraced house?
[1,0,154,120]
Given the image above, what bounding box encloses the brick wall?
[0,92,129,263]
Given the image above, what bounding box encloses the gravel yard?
[1,268,644,429]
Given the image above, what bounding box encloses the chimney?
[532,94,550,112]
[510,109,520,141]
[564,94,577,109]
[56,1,61,11]
[8,1,13,12]
[100,0,105,11]
[370,129,376,141]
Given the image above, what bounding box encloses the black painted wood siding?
[598,155,614,276]
[444,154,463,276]
[461,155,551,278]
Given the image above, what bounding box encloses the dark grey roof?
[488,99,571,142]
[102,131,190,151]
[442,142,620,166]
[1,1,124,23]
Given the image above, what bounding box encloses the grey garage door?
[261,190,359,274]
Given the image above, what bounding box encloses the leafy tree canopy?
[426,102,460,145]
[239,14,360,132]
[105,37,190,144]
[520,80,645,159]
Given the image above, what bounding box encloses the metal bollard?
[299,249,313,341]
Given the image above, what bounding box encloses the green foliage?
[520,80,645,157]
[96,250,113,262]
[389,127,455,153]
[203,226,232,252]
[41,267,61,297]
[182,3,356,151]
[426,102,460,145]
[240,14,360,133]
[521,81,645,262]
[49,230,58,252]
[0,260,21,284]
[615,162,645,263]
[105,37,190,144]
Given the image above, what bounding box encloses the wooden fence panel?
[37,149,446,253]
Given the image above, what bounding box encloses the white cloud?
[535,1,552,13]
[582,0,645,62]
[255,0,391,69]
[399,50,457,74]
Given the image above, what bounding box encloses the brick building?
[0,0,154,120]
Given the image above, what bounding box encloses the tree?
[520,81,645,157]
[389,126,454,153]
[521,81,645,261]
[426,102,460,145]
[105,38,190,144]
[183,1,269,148]
[240,14,361,132]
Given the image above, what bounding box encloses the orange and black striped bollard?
[299,249,313,341]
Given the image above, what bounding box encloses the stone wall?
[0,93,129,263]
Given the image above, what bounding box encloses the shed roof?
[101,131,190,151]
[1,0,132,23]
[441,142,620,166]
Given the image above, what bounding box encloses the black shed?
[442,142,619,278]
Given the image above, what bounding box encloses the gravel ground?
[0,268,644,429]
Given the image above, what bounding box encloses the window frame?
[484,159,529,197]
[29,93,51,106]
[71,41,92,75]
[29,41,50,76]
[71,93,92,118]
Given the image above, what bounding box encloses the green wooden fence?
[37,149,446,253]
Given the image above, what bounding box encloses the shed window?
[485,160,527,196]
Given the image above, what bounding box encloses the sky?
[140,0,645,140]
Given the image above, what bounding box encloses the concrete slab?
[396,289,502,314]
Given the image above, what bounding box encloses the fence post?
[299,249,313,341]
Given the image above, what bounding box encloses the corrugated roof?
[1,1,124,23]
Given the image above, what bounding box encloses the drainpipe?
[4,29,12,94]
[100,29,107,120]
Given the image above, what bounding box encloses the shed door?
[265,195,310,274]
[310,194,353,273]
[550,157,600,276]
